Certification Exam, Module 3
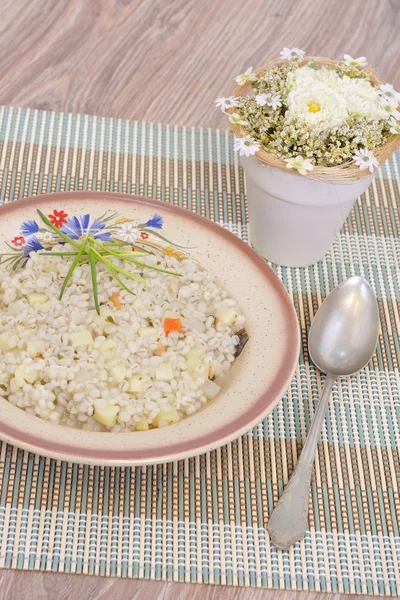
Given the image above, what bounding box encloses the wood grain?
[0,0,399,129]
[0,0,399,598]
[0,570,377,600]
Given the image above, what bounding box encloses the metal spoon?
[267,276,380,550]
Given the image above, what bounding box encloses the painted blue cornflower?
[23,236,44,257]
[21,220,39,236]
[60,215,111,241]
[145,214,163,229]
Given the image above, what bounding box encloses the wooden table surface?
[0,0,399,598]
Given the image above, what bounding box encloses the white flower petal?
[233,136,260,157]
[235,67,257,86]
[280,47,306,60]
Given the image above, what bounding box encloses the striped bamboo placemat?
[0,105,399,596]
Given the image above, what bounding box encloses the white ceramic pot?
[241,155,374,267]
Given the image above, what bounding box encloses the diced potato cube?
[128,375,147,392]
[110,364,126,383]
[186,355,202,373]
[123,326,137,340]
[93,306,113,329]
[14,365,39,388]
[93,405,119,427]
[27,339,46,358]
[0,330,17,352]
[215,307,237,327]
[27,293,47,307]
[42,260,58,273]
[69,330,93,347]
[133,296,146,310]
[186,346,206,359]
[107,357,122,368]
[202,379,221,399]
[155,363,174,381]
[153,407,181,427]
[136,418,149,431]
[138,327,157,338]
[100,339,117,351]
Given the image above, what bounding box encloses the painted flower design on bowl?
[1,209,188,270]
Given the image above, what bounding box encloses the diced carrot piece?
[164,318,181,334]
[155,344,166,355]
[110,291,121,310]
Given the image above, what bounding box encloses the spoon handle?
[267,374,335,550]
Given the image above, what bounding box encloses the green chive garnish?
[36,209,181,315]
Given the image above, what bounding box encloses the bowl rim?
[0,191,300,465]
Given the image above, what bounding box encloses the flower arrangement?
[215,50,400,180]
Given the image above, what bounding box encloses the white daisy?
[214,96,240,112]
[379,83,400,103]
[255,93,282,109]
[255,94,268,107]
[235,67,257,86]
[343,54,368,67]
[285,156,314,176]
[41,231,53,242]
[117,222,139,243]
[233,136,260,157]
[381,100,400,120]
[228,113,249,126]
[280,47,306,60]
[390,121,400,134]
[353,149,379,173]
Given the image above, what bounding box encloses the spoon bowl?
[267,277,380,549]
[308,276,380,376]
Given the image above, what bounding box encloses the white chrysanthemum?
[286,67,348,129]
[285,65,389,131]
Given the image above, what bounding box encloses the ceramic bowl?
[0,192,299,465]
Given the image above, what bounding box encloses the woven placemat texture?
[0,105,399,596]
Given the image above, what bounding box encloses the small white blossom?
[353,149,379,173]
[268,94,282,109]
[255,93,281,109]
[379,83,400,103]
[285,156,314,176]
[390,121,400,134]
[41,231,53,242]
[381,99,400,120]
[255,93,269,107]
[343,54,368,67]
[214,96,239,112]
[235,67,257,86]
[117,222,139,243]
[233,136,260,157]
[280,47,306,60]
[228,112,249,126]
